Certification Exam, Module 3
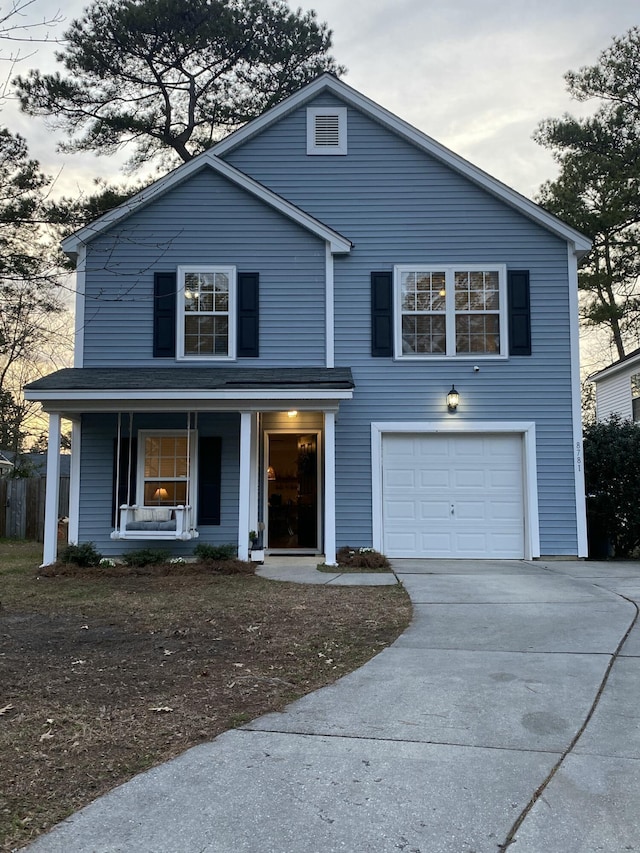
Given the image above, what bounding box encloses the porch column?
[42,412,61,566]
[324,411,337,565]
[68,419,81,545]
[238,411,252,561]
[248,413,260,540]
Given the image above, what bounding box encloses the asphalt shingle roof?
[26,367,355,393]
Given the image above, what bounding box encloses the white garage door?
[382,433,525,558]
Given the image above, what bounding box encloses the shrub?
[58,542,102,567]
[584,415,640,558]
[193,543,237,561]
[124,548,170,567]
[336,546,390,570]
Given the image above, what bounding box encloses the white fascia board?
[35,400,348,417]
[26,388,353,416]
[62,151,351,258]
[214,74,591,256]
[25,388,353,403]
[588,350,640,384]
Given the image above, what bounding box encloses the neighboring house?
[589,347,640,423]
[0,450,71,478]
[25,74,591,566]
[0,452,13,476]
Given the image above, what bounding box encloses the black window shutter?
[371,271,393,357]
[237,272,259,358]
[153,272,177,358]
[112,438,137,523]
[198,437,222,525]
[508,270,531,356]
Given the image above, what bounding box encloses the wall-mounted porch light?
[287,410,298,418]
[267,466,276,481]
[446,385,459,412]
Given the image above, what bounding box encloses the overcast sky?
[6,0,637,201]
[6,0,638,201]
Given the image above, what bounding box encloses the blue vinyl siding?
[225,94,578,555]
[78,412,241,557]
[73,88,582,557]
[82,169,326,367]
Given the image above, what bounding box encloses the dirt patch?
[0,542,411,851]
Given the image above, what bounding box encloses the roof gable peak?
[213,73,591,257]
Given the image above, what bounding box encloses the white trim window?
[306,107,348,155]
[137,430,197,509]
[177,266,236,359]
[394,264,507,358]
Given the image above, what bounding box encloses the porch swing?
[110,412,199,541]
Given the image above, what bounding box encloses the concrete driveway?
[25,559,640,853]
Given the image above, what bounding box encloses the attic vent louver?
[315,114,340,147]
[307,106,347,156]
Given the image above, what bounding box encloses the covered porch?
[24,367,355,566]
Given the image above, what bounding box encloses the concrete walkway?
[25,558,640,853]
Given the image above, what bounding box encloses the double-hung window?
[395,265,506,358]
[177,266,236,359]
[138,431,196,508]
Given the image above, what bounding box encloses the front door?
[266,432,320,551]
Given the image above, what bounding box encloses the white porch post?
[42,412,61,566]
[68,419,81,544]
[248,413,260,539]
[238,411,252,560]
[324,411,337,565]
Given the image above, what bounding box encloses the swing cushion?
[133,508,172,523]
[126,520,177,531]
[126,507,176,531]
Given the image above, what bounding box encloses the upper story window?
[307,107,347,155]
[632,371,640,422]
[177,266,236,359]
[394,265,507,359]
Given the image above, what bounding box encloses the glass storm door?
[266,432,319,551]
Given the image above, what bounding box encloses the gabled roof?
[61,155,352,260]
[62,73,591,261]
[214,74,592,258]
[588,346,640,383]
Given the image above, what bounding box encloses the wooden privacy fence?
[0,477,70,541]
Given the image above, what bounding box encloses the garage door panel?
[385,532,418,555]
[454,469,489,489]
[489,470,522,488]
[382,433,525,559]
[418,500,450,521]
[385,468,417,489]
[420,469,451,488]
[455,500,488,521]
[385,501,417,521]
[456,533,490,554]
[421,532,454,553]
[487,500,523,521]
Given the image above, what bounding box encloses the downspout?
[568,244,588,557]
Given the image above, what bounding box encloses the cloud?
[6,0,640,200]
